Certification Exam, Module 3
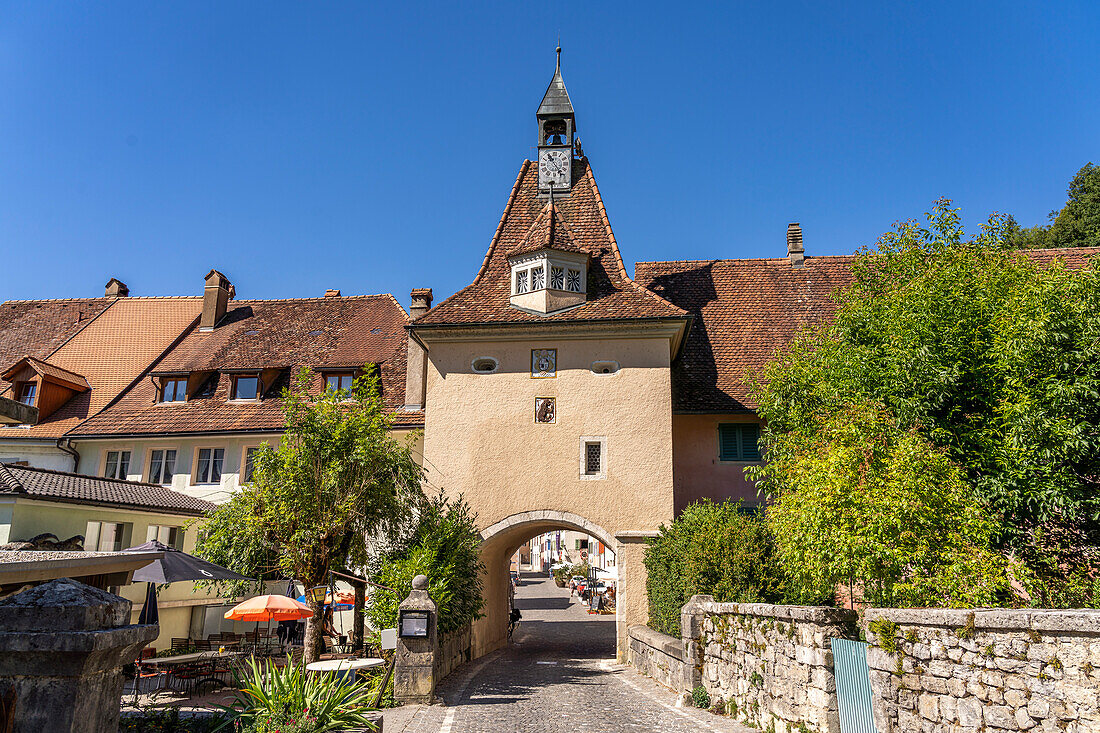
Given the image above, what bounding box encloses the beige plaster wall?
[422,334,676,660]
[671,414,762,514]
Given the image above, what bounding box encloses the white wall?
[0,440,75,472]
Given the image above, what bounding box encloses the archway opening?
[473,511,620,661]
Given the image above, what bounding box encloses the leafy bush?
[366,493,484,636]
[120,708,226,733]
[691,685,710,709]
[217,656,375,732]
[761,403,1021,607]
[645,500,785,636]
[752,201,1100,605]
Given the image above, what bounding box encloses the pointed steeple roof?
[537,47,574,117]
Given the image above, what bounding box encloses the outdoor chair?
[171,638,190,653]
[193,639,213,651]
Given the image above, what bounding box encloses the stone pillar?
[0,578,158,733]
[680,594,713,692]
[614,532,657,662]
[393,574,437,705]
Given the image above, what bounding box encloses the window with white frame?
[194,447,224,484]
[159,378,187,403]
[566,268,582,292]
[550,265,565,290]
[146,524,183,549]
[148,449,176,484]
[515,269,529,294]
[103,450,131,480]
[85,521,132,552]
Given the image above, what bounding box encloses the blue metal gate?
[831,638,878,733]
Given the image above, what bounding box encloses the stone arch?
[472,510,621,660]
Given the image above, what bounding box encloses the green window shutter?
[741,423,761,460]
[718,423,761,461]
[718,424,739,460]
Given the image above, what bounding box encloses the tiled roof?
[0,299,112,393]
[636,257,856,412]
[0,298,201,439]
[509,199,588,257]
[3,356,91,390]
[69,294,418,436]
[414,158,687,327]
[0,463,215,516]
[636,246,1100,413]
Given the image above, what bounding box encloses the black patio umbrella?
[138,580,159,625]
[123,540,250,584]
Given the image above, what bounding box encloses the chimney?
[325,289,341,298]
[787,223,805,268]
[104,278,129,298]
[403,288,433,411]
[200,270,233,331]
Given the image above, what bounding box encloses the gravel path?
[399,572,750,733]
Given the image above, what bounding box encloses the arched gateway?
[406,54,691,660]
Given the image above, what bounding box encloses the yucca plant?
[216,656,377,732]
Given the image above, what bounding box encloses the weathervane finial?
[556,43,561,74]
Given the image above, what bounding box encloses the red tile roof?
[414,158,687,327]
[0,298,201,438]
[636,246,1100,413]
[0,299,113,393]
[69,294,419,437]
[3,356,91,390]
[0,463,214,516]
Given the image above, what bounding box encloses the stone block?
[957,697,984,727]
[985,705,1019,730]
[918,694,939,721]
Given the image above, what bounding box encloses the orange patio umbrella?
[225,594,314,643]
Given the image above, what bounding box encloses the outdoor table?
[138,650,243,699]
[305,657,384,684]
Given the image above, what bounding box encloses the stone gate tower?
[409,51,690,660]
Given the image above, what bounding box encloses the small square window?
[566,268,582,293]
[531,265,545,291]
[232,376,260,401]
[515,269,529,294]
[103,450,131,480]
[584,441,602,475]
[146,524,184,550]
[325,373,355,394]
[194,447,224,484]
[718,423,761,461]
[148,449,177,484]
[160,378,187,403]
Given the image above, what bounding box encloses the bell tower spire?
[536,46,576,196]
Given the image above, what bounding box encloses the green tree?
[1006,162,1100,249]
[752,199,1100,605]
[644,500,784,635]
[364,492,484,637]
[196,368,424,662]
[759,403,1017,607]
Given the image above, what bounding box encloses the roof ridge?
[584,163,687,316]
[2,296,202,304]
[637,255,857,268]
[229,293,400,304]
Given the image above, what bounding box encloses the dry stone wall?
[628,624,691,692]
[864,608,1100,733]
[696,600,858,733]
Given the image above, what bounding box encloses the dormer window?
[550,266,564,290]
[325,372,355,397]
[508,250,589,314]
[17,383,36,406]
[231,374,260,401]
[566,268,582,292]
[159,378,187,403]
[516,270,530,294]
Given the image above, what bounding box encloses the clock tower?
[536,47,576,196]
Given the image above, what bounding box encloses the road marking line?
[438,653,495,733]
[599,660,731,733]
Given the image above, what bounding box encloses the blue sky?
[2,2,1097,304]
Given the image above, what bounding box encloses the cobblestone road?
[401,573,750,733]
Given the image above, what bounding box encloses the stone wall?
[864,607,1100,733]
[627,624,690,692]
[696,600,858,733]
[434,623,471,681]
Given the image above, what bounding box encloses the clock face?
[539,149,570,188]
